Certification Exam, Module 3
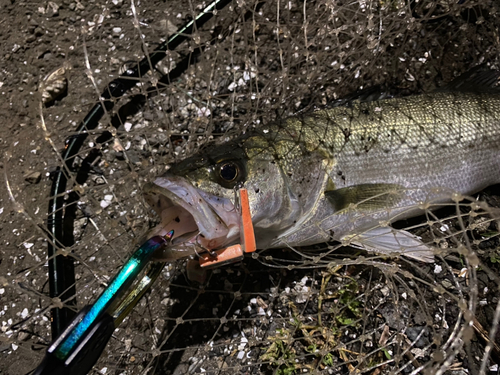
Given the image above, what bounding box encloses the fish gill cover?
[1,0,500,374]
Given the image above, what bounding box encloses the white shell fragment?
[100,194,114,208]
[39,66,68,105]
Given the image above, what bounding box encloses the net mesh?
[2,0,500,374]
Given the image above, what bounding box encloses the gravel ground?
[1,1,500,374]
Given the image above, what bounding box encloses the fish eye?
[212,159,246,189]
[219,162,239,182]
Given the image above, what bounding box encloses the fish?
[142,67,500,263]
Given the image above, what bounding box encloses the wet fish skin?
[145,78,500,262]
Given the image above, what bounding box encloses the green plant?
[261,329,298,375]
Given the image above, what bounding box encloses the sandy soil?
[1,0,500,374]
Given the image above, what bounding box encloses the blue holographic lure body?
[53,234,171,360]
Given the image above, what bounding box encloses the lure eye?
[219,162,239,182]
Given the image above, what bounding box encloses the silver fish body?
[144,87,500,262]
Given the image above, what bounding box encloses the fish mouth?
[143,176,240,259]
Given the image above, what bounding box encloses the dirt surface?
[1,0,500,374]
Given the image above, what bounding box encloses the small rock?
[441,279,454,290]
[166,19,178,35]
[126,150,142,165]
[100,195,113,209]
[91,175,106,185]
[18,331,30,341]
[47,2,60,17]
[123,121,132,132]
[34,27,44,37]
[143,110,155,121]
[24,171,41,184]
[73,217,88,238]
[405,326,430,348]
[114,151,125,160]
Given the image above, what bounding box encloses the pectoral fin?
[325,184,403,212]
[342,227,435,263]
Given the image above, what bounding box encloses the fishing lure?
[33,231,174,375]
[33,188,255,375]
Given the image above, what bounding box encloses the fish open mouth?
[143,176,241,260]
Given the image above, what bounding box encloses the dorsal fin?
[330,86,393,108]
[435,65,500,94]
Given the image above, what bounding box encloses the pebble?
[123,122,133,132]
[46,2,60,17]
[24,171,41,184]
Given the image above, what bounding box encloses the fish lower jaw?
[147,200,239,259]
[144,178,241,255]
[197,224,240,250]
